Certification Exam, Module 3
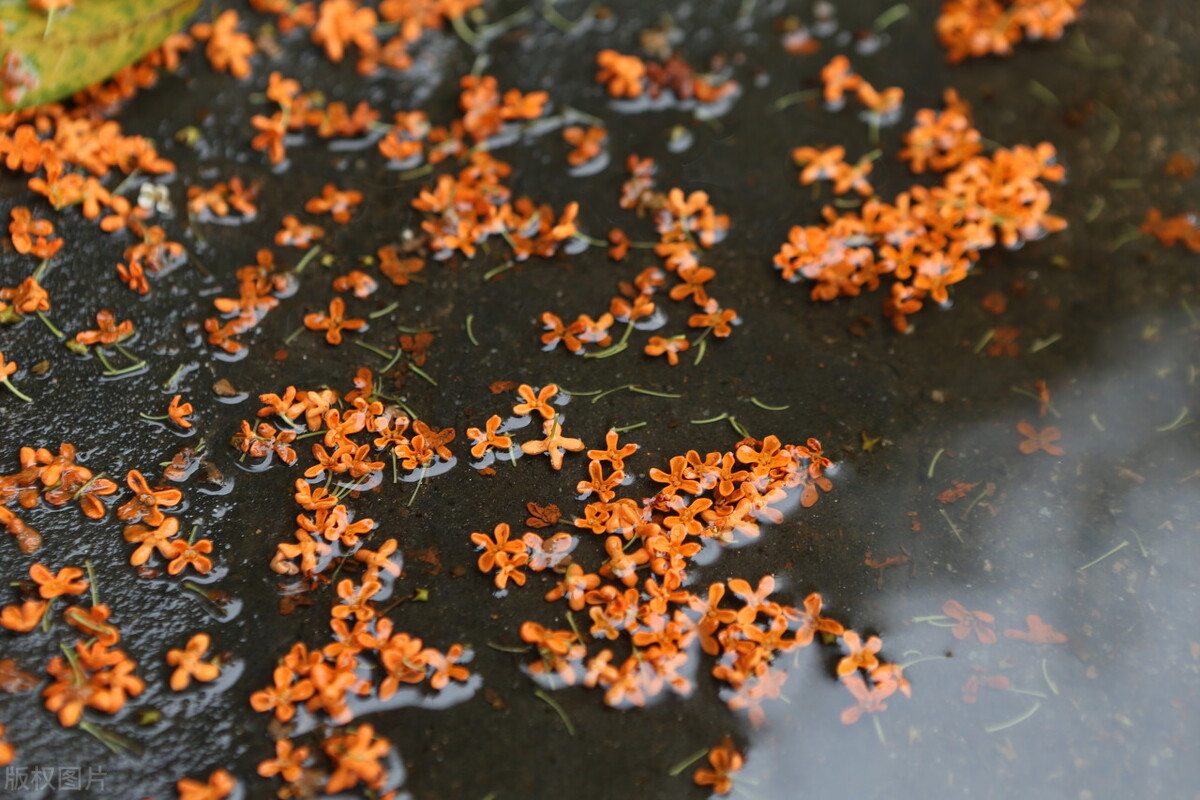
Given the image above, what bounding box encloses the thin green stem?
[369,301,400,319]
[293,245,324,274]
[37,312,64,339]
[533,689,576,736]
[1,377,33,403]
[1077,540,1129,572]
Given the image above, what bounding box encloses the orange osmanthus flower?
[166,633,222,690]
[304,297,366,345]
[942,599,997,644]
[693,736,743,795]
[1017,421,1064,455]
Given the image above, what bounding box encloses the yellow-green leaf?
[0,0,201,111]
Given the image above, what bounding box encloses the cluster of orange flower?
[114,224,186,295]
[468,416,909,728]
[819,55,904,120]
[0,90,174,226]
[405,78,589,262]
[541,155,740,364]
[0,31,192,339]
[1140,208,1200,251]
[774,88,1066,331]
[465,383,586,471]
[250,70,382,166]
[595,49,738,104]
[247,0,483,77]
[0,562,143,727]
[936,0,1087,63]
[562,124,607,167]
[0,444,119,553]
[0,275,49,324]
[0,554,226,780]
[481,394,574,470]
[236,376,453,578]
[250,627,468,796]
[917,600,1067,706]
[935,600,1068,646]
[230,375,472,798]
[119,474,216,577]
[43,636,144,728]
[204,249,297,355]
[8,206,62,258]
[187,177,260,223]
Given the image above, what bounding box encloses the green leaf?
[0,0,201,111]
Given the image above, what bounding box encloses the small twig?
[293,245,324,274]
[1029,334,1062,354]
[369,301,399,319]
[960,484,994,521]
[938,508,963,543]
[973,329,995,354]
[465,314,480,346]
[1128,526,1149,558]
[585,341,628,359]
[1041,658,1059,696]
[533,689,576,736]
[873,715,886,745]
[728,417,750,438]
[483,261,515,281]
[1027,79,1060,107]
[1077,540,1129,572]
[37,312,64,339]
[408,363,438,386]
[984,700,1041,734]
[163,363,191,391]
[749,397,789,411]
[628,385,681,399]
[874,2,910,31]
[1155,407,1190,432]
[927,448,944,479]
[773,89,819,111]
[85,559,99,606]
[668,747,711,777]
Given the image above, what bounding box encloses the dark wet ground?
[1,0,1198,798]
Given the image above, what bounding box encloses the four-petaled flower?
[693,736,744,796]
[166,633,222,691]
[512,383,559,419]
[176,768,236,800]
[29,563,88,599]
[1017,421,1064,455]
[305,184,364,223]
[466,414,513,458]
[521,417,584,470]
[304,297,366,345]
[942,599,997,644]
[75,310,134,345]
[167,394,194,428]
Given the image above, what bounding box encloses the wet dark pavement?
[1,1,1198,798]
